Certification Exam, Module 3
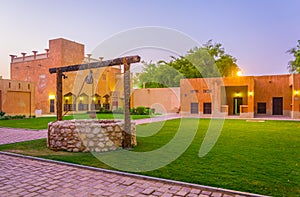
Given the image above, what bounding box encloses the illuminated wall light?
[236,70,242,77]
[249,91,253,96]
[79,97,83,101]
[295,90,299,96]
[48,95,55,99]
[235,92,241,97]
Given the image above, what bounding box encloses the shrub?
[99,107,105,113]
[130,108,136,115]
[136,106,146,115]
[0,111,5,117]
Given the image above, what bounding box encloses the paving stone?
[141,188,156,195]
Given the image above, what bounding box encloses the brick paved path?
[0,153,267,197]
[0,128,47,145]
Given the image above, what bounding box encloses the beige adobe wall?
[180,77,254,118]
[133,88,180,113]
[0,79,35,116]
[290,74,300,119]
[254,75,292,117]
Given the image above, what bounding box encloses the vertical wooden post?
[56,69,63,121]
[123,59,132,148]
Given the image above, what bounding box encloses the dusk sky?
[0,0,299,78]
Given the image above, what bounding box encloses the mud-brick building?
[180,74,300,119]
[10,38,122,115]
[0,78,35,115]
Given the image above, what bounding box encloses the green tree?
[134,40,240,88]
[134,61,182,88]
[287,40,300,73]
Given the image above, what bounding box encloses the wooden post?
[56,69,63,121]
[123,58,132,148]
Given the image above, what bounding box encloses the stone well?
[47,120,136,152]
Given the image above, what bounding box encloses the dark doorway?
[50,99,55,113]
[233,97,243,115]
[190,103,198,114]
[203,103,212,114]
[273,97,283,115]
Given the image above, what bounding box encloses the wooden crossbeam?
[49,55,140,73]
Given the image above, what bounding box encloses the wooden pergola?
[49,55,140,148]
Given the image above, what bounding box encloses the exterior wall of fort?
[132,88,180,113]
[10,38,121,115]
[0,79,35,115]
[181,74,300,119]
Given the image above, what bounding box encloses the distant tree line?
[287,40,300,74]
[134,40,240,88]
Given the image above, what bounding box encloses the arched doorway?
[78,93,89,111]
[91,94,101,110]
[64,92,76,111]
[103,94,110,110]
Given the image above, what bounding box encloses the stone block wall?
[47,120,136,152]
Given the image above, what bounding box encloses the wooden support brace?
[122,58,132,148]
[56,69,63,121]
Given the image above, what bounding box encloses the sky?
[0,0,299,78]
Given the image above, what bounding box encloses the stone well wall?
[47,120,136,152]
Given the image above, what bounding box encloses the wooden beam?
[56,70,63,121]
[122,58,132,148]
[49,55,140,74]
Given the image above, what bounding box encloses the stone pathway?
[0,127,47,145]
[0,152,267,197]
[133,114,180,125]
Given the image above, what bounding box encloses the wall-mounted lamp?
[236,70,242,77]
[79,97,83,101]
[48,95,55,99]
[248,91,253,96]
[235,92,241,97]
[295,90,299,96]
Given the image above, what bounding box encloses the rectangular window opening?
[257,102,266,114]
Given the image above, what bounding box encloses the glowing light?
[48,95,55,99]
[295,90,299,96]
[235,92,241,97]
[237,70,242,76]
[248,91,253,96]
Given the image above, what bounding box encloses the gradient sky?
[0,0,299,78]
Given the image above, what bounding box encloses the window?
[28,84,30,90]
[18,83,21,89]
[190,90,199,93]
[203,103,212,114]
[190,103,198,114]
[257,102,266,114]
[203,89,212,93]
[8,82,11,88]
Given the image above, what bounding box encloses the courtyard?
[0,117,299,196]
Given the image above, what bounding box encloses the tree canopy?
[287,40,300,73]
[134,40,240,88]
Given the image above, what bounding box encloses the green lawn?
[0,118,299,196]
[0,113,153,130]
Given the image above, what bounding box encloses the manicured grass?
[0,119,299,196]
[0,113,153,130]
